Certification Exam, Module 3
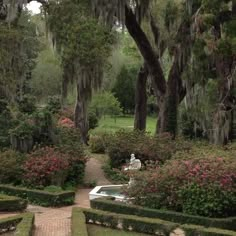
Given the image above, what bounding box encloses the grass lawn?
[87,225,149,236]
[91,115,156,134]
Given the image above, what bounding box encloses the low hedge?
[0,185,75,207]
[0,194,27,212]
[15,213,35,236]
[182,224,236,236]
[71,208,88,236]
[90,198,236,231]
[0,213,34,236]
[82,208,179,235]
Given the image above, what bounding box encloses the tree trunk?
[74,84,89,145]
[212,55,235,145]
[134,63,148,131]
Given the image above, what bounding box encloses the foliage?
[88,110,99,130]
[0,185,75,207]
[56,127,87,185]
[89,133,110,154]
[125,156,236,217]
[0,194,28,212]
[103,164,129,184]
[23,147,69,187]
[46,96,61,114]
[180,183,236,217]
[106,130,176,168]
[89,92,122,118]
[17,95,36,114]
[112,65,138,113]
[0,150,26,185]
[0,10,40,100]
[31,49,62,100]
[0,213,35,236]
[83,208,178,235]
[33,108,55,145]
[91,198,236,231]
[0,100,13,148]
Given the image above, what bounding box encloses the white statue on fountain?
[124,154,141,186]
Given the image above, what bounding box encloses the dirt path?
[84,155,111,185]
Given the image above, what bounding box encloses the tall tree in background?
[183,0,236,144]
[0,9,39,101]
[47,0,114,144]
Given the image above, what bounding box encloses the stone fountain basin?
[89,185,126,201]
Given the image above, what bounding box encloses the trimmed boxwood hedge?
[0,194,27,212]
[0,185,75,207]
[71,208,88,236]
[0,213,34,236]
[182,224,236,236]
[73,207,236,236]
[90,198,236,231]
[82,208,179,235]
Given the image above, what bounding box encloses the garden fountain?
[89,154,142,201]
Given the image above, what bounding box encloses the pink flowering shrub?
[58,117,74,128]
[23,147,69,187]
[125,157,236,217]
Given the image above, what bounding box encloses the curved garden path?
[0,154,110,236]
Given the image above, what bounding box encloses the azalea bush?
[106,130,180,168]
[23,147,69,187]
[125,157,236,217]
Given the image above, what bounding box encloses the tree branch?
[125,5,166,95]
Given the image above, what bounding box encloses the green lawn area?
[91,115,156,134]
[87,225,149,236]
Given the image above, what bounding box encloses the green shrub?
[107,130,176,168]
[15,213,35,236]
[71,208,88,236]
[0,194,27,212]
[33,108,55,145]
[10,119,35,153]
[180,183,236,217]
[0,100,12,148]
[82,208,178,235]
[0,150,26,185]
[124,157,236,218]
[91,198,236,231]
[56,127,87,185]
[88,111,99,130]
[0,185,75,207]
[0,213,34,236]
[182,224,236,236]
[89,133,110,154]
[103,164,129,184]
[46,96,61,114]
[18,95,36,114]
